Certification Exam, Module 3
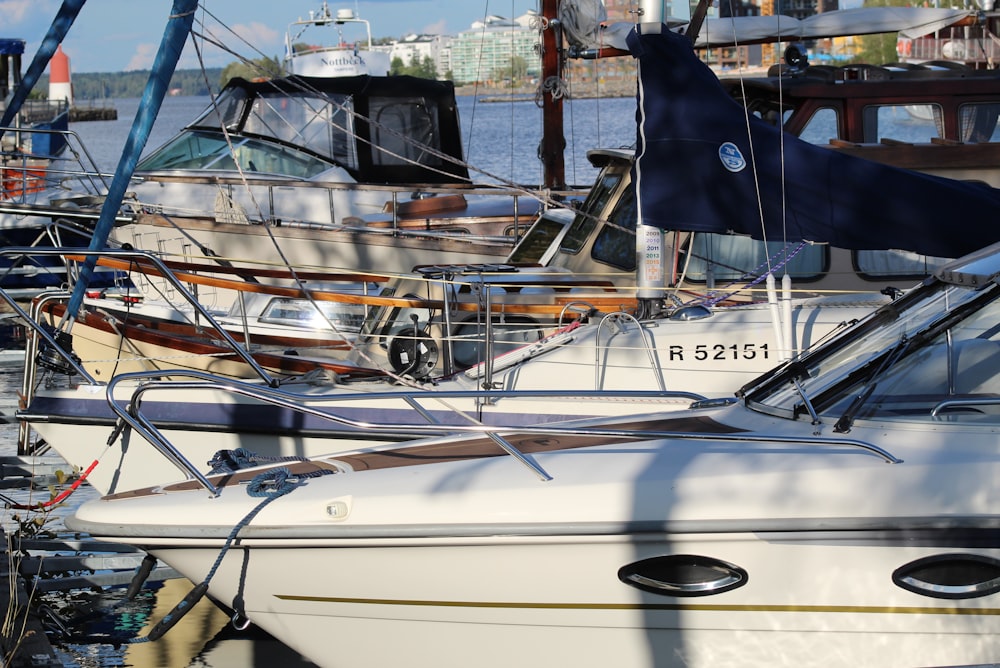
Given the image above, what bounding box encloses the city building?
[447,12,542,85]
[389,34,452,77]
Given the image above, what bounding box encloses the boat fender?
[388,327,439,378]
[139,467,319,643]
[147,582,209,641]
[125,554,158,600]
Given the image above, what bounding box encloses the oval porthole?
[893,553,1000,599]
[618,554,748,597]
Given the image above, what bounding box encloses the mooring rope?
[129,463,332,643]
[207,448,310,475]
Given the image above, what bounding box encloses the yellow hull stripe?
[274,595,1000,615]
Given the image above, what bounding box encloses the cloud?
[422,19,448,35]
[124,42,157,71]
[228,22,281,54]
[0,0,38,25]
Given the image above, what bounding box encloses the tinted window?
[863,104,941,143]
[560,171,624,253]
[683,234,827,284]
[591,185,637,271]
[854,249,951,279]
[797,107,839,144]
[959,103,1000,142]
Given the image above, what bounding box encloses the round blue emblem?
[719,142,746,172]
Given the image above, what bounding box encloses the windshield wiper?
[833,334,911,433]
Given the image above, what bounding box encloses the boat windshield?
[745,279,1000,424]
[138,85,358,174]
[136,130,334,177]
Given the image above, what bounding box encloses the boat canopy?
[628,23,1000,259]
[137,74,470,185]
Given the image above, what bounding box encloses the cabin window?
[188,86,247,130]
[508,211,571,265]
[135,131,332,178]
[560,171,625,253]
[258,297,367,333]
[959,103,1000,142]
[591,184,637,271]
[796,107,839,144]
[812,289,1000,421]
[749,281,1000,422]
[682,234,827,284]
[862,104,941,143]
[369,97,440,166]
[244,93,357,169]
[854,249,952,280]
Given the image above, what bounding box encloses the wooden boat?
[68,236,1000,668]
[719,58,1000,187]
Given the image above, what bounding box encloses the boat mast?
[540,0,566,190]
[64,0,198,323]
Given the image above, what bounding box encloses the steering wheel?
[387,327,439,378]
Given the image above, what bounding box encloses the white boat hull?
[71,420,1000,668]
[146,535,1000,668]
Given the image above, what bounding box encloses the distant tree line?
[390,54,438,79]
[37,68,225,100]
[35,46,455,100]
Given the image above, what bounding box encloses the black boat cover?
[628,24,1000,258]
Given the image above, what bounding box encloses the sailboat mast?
[540,0,566,189]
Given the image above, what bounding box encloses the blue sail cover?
[628,24,1000,258]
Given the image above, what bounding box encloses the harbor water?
[72,93,639,183]
[1,93,637,666]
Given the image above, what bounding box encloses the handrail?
[594,312,666,392]
[931,397,1000,418]
[64,253,630,314]
[0,124,112,195]
[101,369,900,496]
[0,247,278,387]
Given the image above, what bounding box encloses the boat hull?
[68,405,1000,668]
[84,521,1000,667]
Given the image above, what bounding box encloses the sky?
[3,0,540,73]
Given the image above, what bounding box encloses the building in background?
[389,0,857,90]
[447,12,541,85]
[389,34,452,77]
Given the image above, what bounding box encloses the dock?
[68,103,117,122]
[0,454,181,665]
[0,542,61,667]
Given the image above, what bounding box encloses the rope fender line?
[132,463,333,643]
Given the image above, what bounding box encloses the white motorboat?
[283,3,391,77]
[69,236,1000,668]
